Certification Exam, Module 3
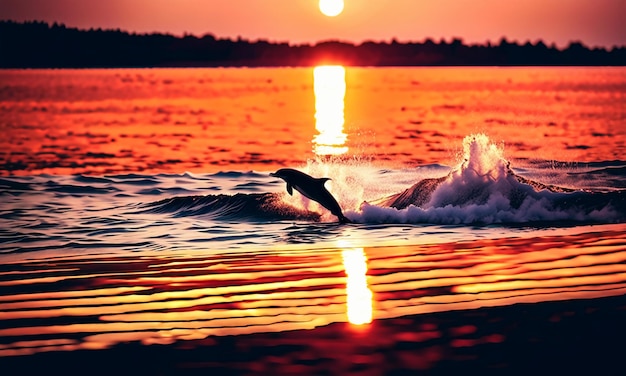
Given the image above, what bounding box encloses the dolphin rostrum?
[270,168,352,223]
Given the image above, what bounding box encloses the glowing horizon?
[0,0,624,49]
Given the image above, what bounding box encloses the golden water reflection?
[313,65,348,156]
[341,247,373,325]
[3,229,626,357]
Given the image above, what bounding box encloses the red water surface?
[1,67,625,176]
[1,227,625,357]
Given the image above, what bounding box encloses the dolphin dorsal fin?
[317,177,331,187]
[286,182,293,195]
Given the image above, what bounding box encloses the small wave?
[233,181,269,191]
[104,173,150,179]
[114,178,161,186]
[211,171,266,178]
[138,193,320,222]
[0,177,32,192]
[591,166,626,177]
[156,172,214,180]
[136,187,194,195]
[73,175,116,184]
[43,182,121,195]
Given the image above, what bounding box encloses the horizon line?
[3,19,625,51]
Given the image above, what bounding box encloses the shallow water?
[1,227,625,357]
[1,67,625,367]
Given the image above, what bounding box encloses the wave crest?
[357,134,625,224]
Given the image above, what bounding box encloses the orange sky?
[1,0,625,48]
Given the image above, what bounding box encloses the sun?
[319,0,344,17]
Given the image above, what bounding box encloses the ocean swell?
[139,193,320,222]
[356,134,626,225]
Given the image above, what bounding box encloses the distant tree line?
[1,20,624,68]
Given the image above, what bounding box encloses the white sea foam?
[274,156,448,222]
[346,134,622,224]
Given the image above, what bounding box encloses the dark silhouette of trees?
[1,21,624,68]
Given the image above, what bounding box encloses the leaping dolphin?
[270,168,352,223]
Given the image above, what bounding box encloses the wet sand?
[2,294,624,375]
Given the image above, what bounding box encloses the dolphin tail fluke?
[338,214,352,224]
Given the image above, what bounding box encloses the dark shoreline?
[2,294,624,375]
[2,21,625,69]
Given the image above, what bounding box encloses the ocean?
[1,67,625,374]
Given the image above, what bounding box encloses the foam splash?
[270,134,623,224]
[352,134,623,224]
[428,134,511,208]
[276,158,377,222]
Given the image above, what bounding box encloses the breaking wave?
[134,135,625,225]
[354,134,625,224]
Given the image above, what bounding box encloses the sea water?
[0,67,625,357]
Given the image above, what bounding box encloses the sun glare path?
[313,65,348,156]
[319,0,344,17]
[341,248,373,325]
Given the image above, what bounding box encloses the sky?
[1,0,625,48]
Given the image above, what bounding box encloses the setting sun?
[319,0,344,17]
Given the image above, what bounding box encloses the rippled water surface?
[1,67,624,175]
[2,228,625,357]
[1,67,625,373]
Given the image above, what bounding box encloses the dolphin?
[270,168,352,223]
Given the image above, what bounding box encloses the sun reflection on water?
[313,65,348,156]
[341,247,373,325]
[2,230,626,358]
